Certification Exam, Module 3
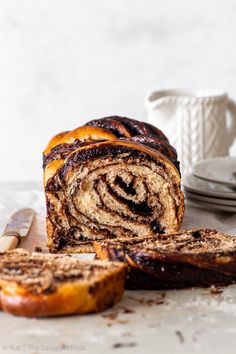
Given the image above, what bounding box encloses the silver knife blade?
[2,208,35,238]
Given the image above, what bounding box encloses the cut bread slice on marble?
[94,229,236,289]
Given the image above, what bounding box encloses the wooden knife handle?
[0,231,20,252]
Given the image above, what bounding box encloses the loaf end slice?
[0,249,126,318]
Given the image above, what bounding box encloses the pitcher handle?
[226,98,236,147]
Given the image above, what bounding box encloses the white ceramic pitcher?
[145,89,236,176]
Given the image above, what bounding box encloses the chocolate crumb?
[102,312,118,320]
[126,293,166,306]
[117,319,129,324]
[146,297,165,306]
[34,246,43,252]
[102,306,135,322]
[146,299,156,306]
[118,306,135,314]
[112,342,136,349]
[175,330,184,343]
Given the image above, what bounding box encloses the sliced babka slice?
[94,229,236,289]
[0,249,126,318]
[44,140,184,253]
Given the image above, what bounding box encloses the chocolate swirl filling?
[43,116,184,253]
[45,141,184,253]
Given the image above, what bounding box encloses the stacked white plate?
[183,157,236,213]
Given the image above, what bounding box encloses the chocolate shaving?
[112,342,137,349]
[175,330,184,343]
[126,293,166,306]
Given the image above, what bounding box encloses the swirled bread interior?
[43,117,184,253]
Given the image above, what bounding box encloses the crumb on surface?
[34,246,43,252]
[175,330,184,343]
[112,342,137,349]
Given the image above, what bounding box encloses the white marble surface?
[0,0,236,181]
[0,182,236,354]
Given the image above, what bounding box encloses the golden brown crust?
[0,270,125,317]
[43,126,117,158]
[0,250,126,318]
[59,126,117,145]
[44,131,69,155]
[44,159,64,186]
[94,241,111,261]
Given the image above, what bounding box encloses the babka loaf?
[94,229,236,289]
[0,249,126,317]
[43,116,185,253]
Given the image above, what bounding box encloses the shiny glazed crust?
[0,249,126,318]
[94,229,236,289]
[43,116,185,253]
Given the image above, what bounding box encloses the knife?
[0,208,35,252]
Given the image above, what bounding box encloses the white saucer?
[192,156,236,187]
[183,174,236,199]
[187,197,236,213]
[185,190,236,206]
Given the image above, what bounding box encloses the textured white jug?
[145,89,236,176]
